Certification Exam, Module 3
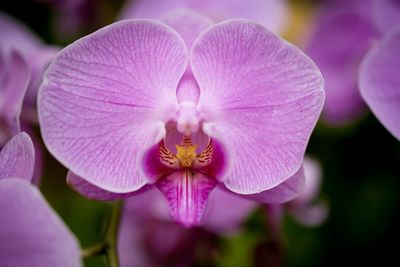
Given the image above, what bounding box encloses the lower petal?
[67,171,150,201]
[245,165,305,204]
[156,170,217,227]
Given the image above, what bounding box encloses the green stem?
[105,201,122,267]
[81,242,107,258]
[80,201,122,267]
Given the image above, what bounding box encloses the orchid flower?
[38,10,324,227]
[0,11,59,118]
[286,157,328,226]
[118,187,256,267]
[119,0,289,34]
[357,0,400,140]
[306,0,400,126]
[0,12,58,183]
[265,157,327,244]
[359,28,400,140]
[305,0,377,124]
[0,132,81,267]
[0,48,30,146]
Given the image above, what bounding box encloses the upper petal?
[38,20,188,192]
[0,179,81,267]
[359,28,400,140]
[119,0,289,33]
[0,132,35,181]
[191,20,324,194]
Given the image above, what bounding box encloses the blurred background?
[1,0,399,266]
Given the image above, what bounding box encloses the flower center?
[175,136,197,167]
[159,135,214,169]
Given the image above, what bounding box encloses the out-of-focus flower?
[356,0,400,140]
[306,0,400,126]
[38,10,324,226]
[119,0,289,34]
[0,12,58,183]
[305,0,377,124]
[0,132,82,267]
[359,28,400,140]
[118,187,255,267]
[38,0,103,42]
[265,157,327,243]
[0,48,30,146]
[0,12,59,113]
[286,157,328,226]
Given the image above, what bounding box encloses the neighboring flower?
[306,0,400,126]
[305,0,377,124]
[119,0,289,34]
[0,48,30,146]
[359,28,400,140]
[38,11,324,226]
[357,0,400,140]
[0,12,57,182]
[265,157,327,242]
[286,157,328,226]
[118,187,256,267]
[0,132,82,267]
[0,11,59,119]
[38,0,102,42]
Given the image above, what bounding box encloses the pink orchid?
[38,11,324,226]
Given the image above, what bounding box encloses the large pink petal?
[191,20,324,194]
[38,20,188,192]
[156,170,217,227]
[359,28,400,140]
[0,179,81,267]
[0,132,35,181]
[119,0,289,33]
[202,186,256,234]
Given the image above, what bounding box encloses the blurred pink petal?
[0,179,81,267]
[359,28,400,140]
[0,49,30,144]
[202,187,256,234]
[0,132,34,181]
[119,0,289,33]
[305,2,376,124]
